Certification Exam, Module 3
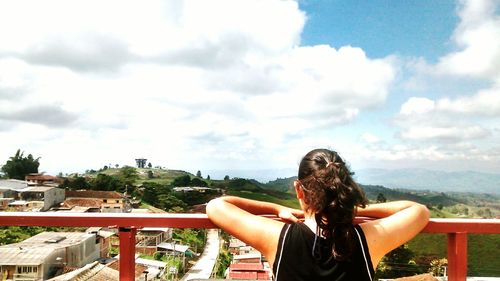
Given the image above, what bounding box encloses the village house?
[19,186,65,211]
[25,174,60,186]
[63,190,129,213]
[0,179,64,211]
[136,227,173,256]
[0,231,101,280]
[226,237,272,280]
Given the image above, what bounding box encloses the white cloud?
[437,85,500,116]
[437,0,500,79]
[400,97,435,115]
[0,0,398,174]
[360,133,381,144]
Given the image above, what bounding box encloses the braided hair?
[298,148,368,261]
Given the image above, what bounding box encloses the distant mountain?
[203,168,296,183]
[262,176,499,208]
[355,168,500,194]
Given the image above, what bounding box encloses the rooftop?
[65,190,123,199]
[0,179,28,190]
[0,231,95,265]
[22,185,58,192]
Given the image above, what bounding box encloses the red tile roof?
[230,263,264,271]
[26,174,58,181]
[63,198,103,208]
[66,190,123,199]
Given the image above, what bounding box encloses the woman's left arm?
[206,196,302,265]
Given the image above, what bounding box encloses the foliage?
[376,244,425,278]
[173,228,206,254]
[190,177,208,187]
[214,230,232,278]
[172,175,191,187]
[376,193,387,203]
[60,176,91,190]
[92,173,121,191]
[157,193,187,212]
[1,149,40,180]
[428,258,447,277]
[0,226,85,246]
[196,170,202,178]
[118,166,139,189]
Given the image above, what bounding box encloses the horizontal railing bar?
[0,212,498,234]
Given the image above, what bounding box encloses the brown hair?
[298,148,368,261]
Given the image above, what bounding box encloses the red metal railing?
[0,213,498,281]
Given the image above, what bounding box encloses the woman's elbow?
[417,203,430,223]
[206,197,221,217]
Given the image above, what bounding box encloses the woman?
[207,148,429,281]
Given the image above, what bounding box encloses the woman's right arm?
[358,201,430,268]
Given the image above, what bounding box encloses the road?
[180,229,220,281]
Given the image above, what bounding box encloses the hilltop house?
[0,231,101,280]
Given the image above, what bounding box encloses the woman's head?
[297,148,368,260]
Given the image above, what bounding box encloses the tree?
[1,149,40,180]
[190,177,207,187]
[224,175,230,181]
[92,174,121,191]
[147,162,152,169]
[206,175,211,180]
[118,166,139,188]
[376,193,387,203]
[196,170,202,178]
[377,244,418,278]
[172,175,191,187]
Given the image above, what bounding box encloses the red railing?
[0,212,498,281]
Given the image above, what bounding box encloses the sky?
[1,0,500,180]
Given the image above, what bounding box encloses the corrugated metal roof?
[0,247,56,265]
[0,179,28,190]
[157,242,189,253]
[22,185,57,192]
[0,232,96,265]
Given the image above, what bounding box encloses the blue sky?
[300,0,459,61]
[0,0,499,179]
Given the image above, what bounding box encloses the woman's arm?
[359,201,430,268]
[356,200,425,218]
[206,196,303,266]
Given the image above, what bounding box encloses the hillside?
[355,168,500,194]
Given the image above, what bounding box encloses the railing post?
[119,227,137,281]
[447,232,467,281]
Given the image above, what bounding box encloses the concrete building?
[20,186,65,211]
[0,232,100,280]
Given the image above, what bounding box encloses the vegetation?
[1,149,40,180]
[1,156,498,278]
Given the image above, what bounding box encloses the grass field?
[408,233,500,277]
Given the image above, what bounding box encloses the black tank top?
[272,223,374,281]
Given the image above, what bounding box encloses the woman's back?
[273,223,374,281]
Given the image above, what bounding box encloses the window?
[16,266,37,274]
[103,199,108,203]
